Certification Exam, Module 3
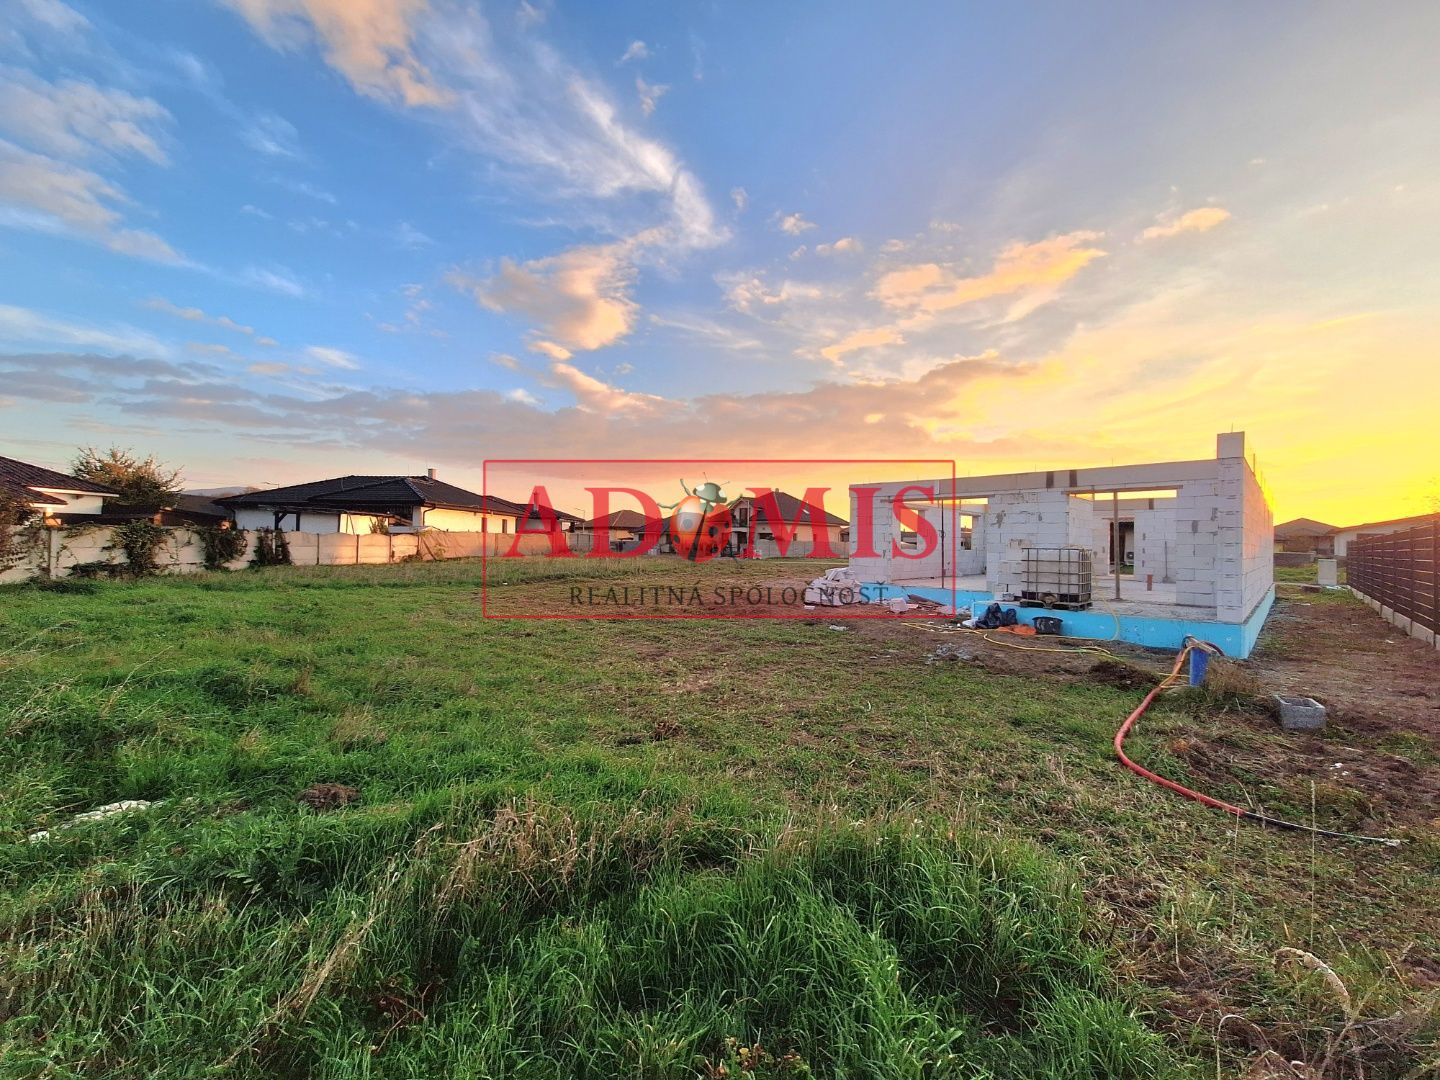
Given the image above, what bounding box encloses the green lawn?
[1,560,1434,1077]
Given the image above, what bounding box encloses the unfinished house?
[850,432,1274,656]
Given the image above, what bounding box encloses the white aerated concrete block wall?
[1224,455,1274,622]
[985,491,1092,596]
[1206,433,1273,622]
[1134,507,1177,585]
[848,486,895,582]
[1172,479,1220,610]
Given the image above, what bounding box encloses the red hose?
[1113,645,1401,844]
[1113,645,1247,818]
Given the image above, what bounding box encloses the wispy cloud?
[618,40,649,64]
[0,69,171,164]
[391,221,433,248]
[242,265,307,297]
[0,139,184,263]
[544,360,668,416]
[1139,206,1232,241]
[240,111,303,158]
[267,175,338,204]
[144,297,263,339]
[0,303,174,357]
[225,0,726,354]
[0,62,184,264]
[303,345,360,369]
[819,326,903,365]
[14,0,90,32]
[635,76,668,117]
[873,231,1105,315]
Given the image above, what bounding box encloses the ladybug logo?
[664,479,733,562]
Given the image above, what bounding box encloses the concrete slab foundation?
[864,581,1276,657]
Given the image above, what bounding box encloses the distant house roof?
[576,509,661,531]
[742,489,849,528]
[217,474,527,517]
[1274,517,1339,539]
[165,494,231,524]
[0,454,116,502]
[1332,511,1439,535]
[523,504,584,526]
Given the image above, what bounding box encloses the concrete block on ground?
[1274,694,1326,732]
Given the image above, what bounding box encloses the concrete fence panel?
[0,524,607,584]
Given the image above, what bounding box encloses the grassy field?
[1,559,1435,1077]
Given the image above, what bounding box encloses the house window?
[501,519,508,533]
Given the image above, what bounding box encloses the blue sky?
[1,0,1437,520]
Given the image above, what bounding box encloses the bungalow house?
[1330,512,1439,558]
[218,470,527,534]
[0,454,116,521]
[1273,517,1338,556]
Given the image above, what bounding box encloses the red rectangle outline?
[481,458,959,620]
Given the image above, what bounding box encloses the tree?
[72,446,183,508]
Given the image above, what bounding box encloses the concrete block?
[1274,695,1325,732]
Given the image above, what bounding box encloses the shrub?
[0,488,37,566]
[197,525,247,570]
[110,520,167,576]
[250,527,293,567]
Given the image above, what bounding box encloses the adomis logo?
[481,458,957,620]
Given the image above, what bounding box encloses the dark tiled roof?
[217,474,525,516]
[523,505,584,525]
[577,509,661,530]
[744,489,849,527]
[168,494,231,521]
[1273,517,1339,538]
[1335,512,1439,534]
[0,454,117,500]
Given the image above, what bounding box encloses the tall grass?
[0,799,1174,1078]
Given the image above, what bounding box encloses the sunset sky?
[1,0,1437,524]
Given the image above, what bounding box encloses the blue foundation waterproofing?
[861,583,1276,658]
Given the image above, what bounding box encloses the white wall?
[419,506,522,533]
[1134,507,1177,585]
[32,490,108,516]
[984,491,1092,596]
[233,508,276,531]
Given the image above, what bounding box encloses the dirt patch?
[297,783,361,812]
[1253,587,1440,742]
[1087,658,1159,692]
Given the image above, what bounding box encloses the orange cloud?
[819,326,904,365]
[223,0,447,107]
[873,231,1106,313]
[545,361,669,416]
[527,340,573,361]
[1140,206,1231,241]
[458,243,637,352]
